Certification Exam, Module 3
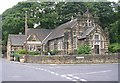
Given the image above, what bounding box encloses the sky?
[0,0,26,14]
[0,0,118,15]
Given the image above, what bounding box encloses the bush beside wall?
[77,44,91,54]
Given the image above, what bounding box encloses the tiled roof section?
[27,29,52,41]
[43,19,77,43]
[8,34,26,46]
[79,27,94,39]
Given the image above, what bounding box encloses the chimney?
[25,11,28,36]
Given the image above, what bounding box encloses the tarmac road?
[1,59,119,83]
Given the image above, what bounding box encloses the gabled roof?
[43,19,78,43]
[27,29,52,41]
[8,34,26,46]
[78,27,95,39]
[8,29,52,46]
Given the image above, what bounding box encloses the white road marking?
[10,75,21,78]
[80,79,87,82]
[54,73,59,76]
[85,70,112,75]
[22,65,88,82]
[50,72,55,74]
[61,75,67,78]
[68,74,73,77]
[66,77,72,80]
[63,70,112,76]
[73,76,80,79]
[72,80,77,81]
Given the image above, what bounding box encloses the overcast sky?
[0,0,118,15]
[0,0,26,14]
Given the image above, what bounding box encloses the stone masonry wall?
[25,53,119,64]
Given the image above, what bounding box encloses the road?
[1,59,119,83]
[0,59,2,83]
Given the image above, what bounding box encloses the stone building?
[7,9,109,59]
[44,10,109,55]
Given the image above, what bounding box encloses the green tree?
[108,43,120,53]
[2,2,119,46]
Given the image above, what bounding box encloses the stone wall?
[25,53,119,64]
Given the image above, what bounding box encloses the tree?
[2,2,119,46]
[108,43,120,53]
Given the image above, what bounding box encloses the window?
[58,39,63,50]
[85,23,87,26]
[91,41,93,48]
[73,31,76,36]
[73,37,77,49]
[95,35,99,40]
[94,34,100,44]
[50,41,54,50]
[28,45,31,51]
[89,23,91,26]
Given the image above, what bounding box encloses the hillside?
[2,2,120,46]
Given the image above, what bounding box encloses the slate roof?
[8,34,26,46]
[27,29,52,41]
[8,18,95,46]
[79,27,95,39]
[43,19,78,43]
[8,29,52,46]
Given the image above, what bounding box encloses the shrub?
[43,50,49,55]
[108,43,120,53]
[16,49,27,54]
[50,50,58,55]
[28,51,39,55]
[77,44,91,54]
[14,53,20,61]
[16,49,39,55]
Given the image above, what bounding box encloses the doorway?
[94,45,99,54]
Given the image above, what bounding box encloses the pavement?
[1,59,119,83]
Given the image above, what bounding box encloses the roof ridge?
[54,19,77,30]
[9,34,25,36]
[27,28,52,30]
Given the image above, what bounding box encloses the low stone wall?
[26,53,119,64]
